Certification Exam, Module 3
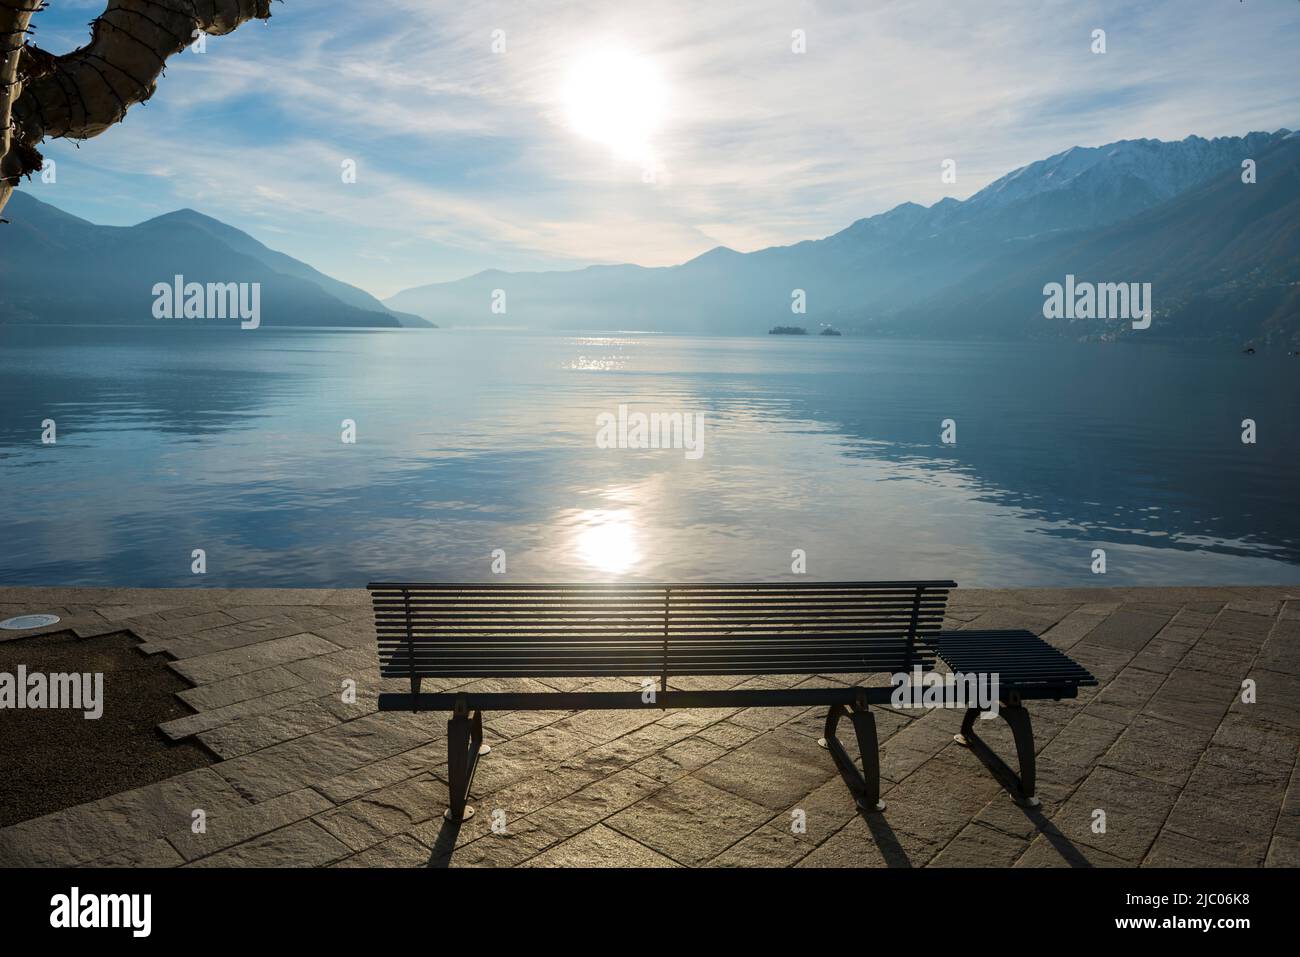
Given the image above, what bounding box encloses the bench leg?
[954,704,1039,806]
[446,710,487,822]
[476,705,492,757]
[816,703,841,751]
[818,703,885,813]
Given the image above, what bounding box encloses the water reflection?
[571,508,643,575]
[1,326,1297,587]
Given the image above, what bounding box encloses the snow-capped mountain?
[969,131,1288,210]
[827,130,1293,246]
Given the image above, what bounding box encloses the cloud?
[23,0,1300,297]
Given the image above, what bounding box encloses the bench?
[369,581,1096,821]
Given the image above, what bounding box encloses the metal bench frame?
[931,628,1098,806]
[369,582,1095,821]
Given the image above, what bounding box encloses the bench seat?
[927,629,1096,696]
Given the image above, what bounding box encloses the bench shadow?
[961,730,1028,805]
[855,803,915,867]
[1031,818,1098,867]
[960,733,1096,867]
[824,743,915,867]
[422,816,460,868]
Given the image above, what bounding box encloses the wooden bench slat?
[369,580,951,679]
[375,622,945,635]
[372,599,951,609]
[376,615,948,622]
[926,630,1099,689]
[379,647,938,660]
[370,580,957,589]
[378,665,925,677]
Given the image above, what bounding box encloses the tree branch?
[2,0,271,218]
[1,1,43,207]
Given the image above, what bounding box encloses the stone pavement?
[0,586,1297,868]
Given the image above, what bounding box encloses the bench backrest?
[369,581,955,685]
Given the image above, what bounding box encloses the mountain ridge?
[4,128,1295,342]
[383,128,1298,343]
[0,193,433,329]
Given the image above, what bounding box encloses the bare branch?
[2,0,271,218]
[0,0,43,208]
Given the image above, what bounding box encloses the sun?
[562,47,668,163]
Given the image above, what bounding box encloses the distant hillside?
[0,193,433,329]
[890,133,1300,342]
[385,130,1298,343]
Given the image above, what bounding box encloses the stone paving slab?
[0,585,1297,867]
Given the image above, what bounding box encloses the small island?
[819,327,842,336]
[769,325,807,335]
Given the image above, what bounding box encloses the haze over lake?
[1,326,1296,588]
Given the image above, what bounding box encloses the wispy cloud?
[20,0,1300,297]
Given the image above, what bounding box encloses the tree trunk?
[1,0,272,221]
[0,1,40,218]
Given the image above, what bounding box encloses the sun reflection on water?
[572,508,642,574]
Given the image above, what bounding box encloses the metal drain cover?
[0,614,61,630]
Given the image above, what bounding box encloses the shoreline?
[4,581,1298,610]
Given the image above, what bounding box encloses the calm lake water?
[1,326,1297,588]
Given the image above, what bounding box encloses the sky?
[15,0,1300,299]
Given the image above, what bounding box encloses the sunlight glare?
[574,509,643,575]
[562,48,668,163]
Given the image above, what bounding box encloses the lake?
[1,325,1297,588]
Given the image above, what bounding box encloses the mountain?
[136,208,431,327]
[386,129,1298,343]
[0,193,432,329]
[891,132,1300,341]
[959,130,1286,226]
